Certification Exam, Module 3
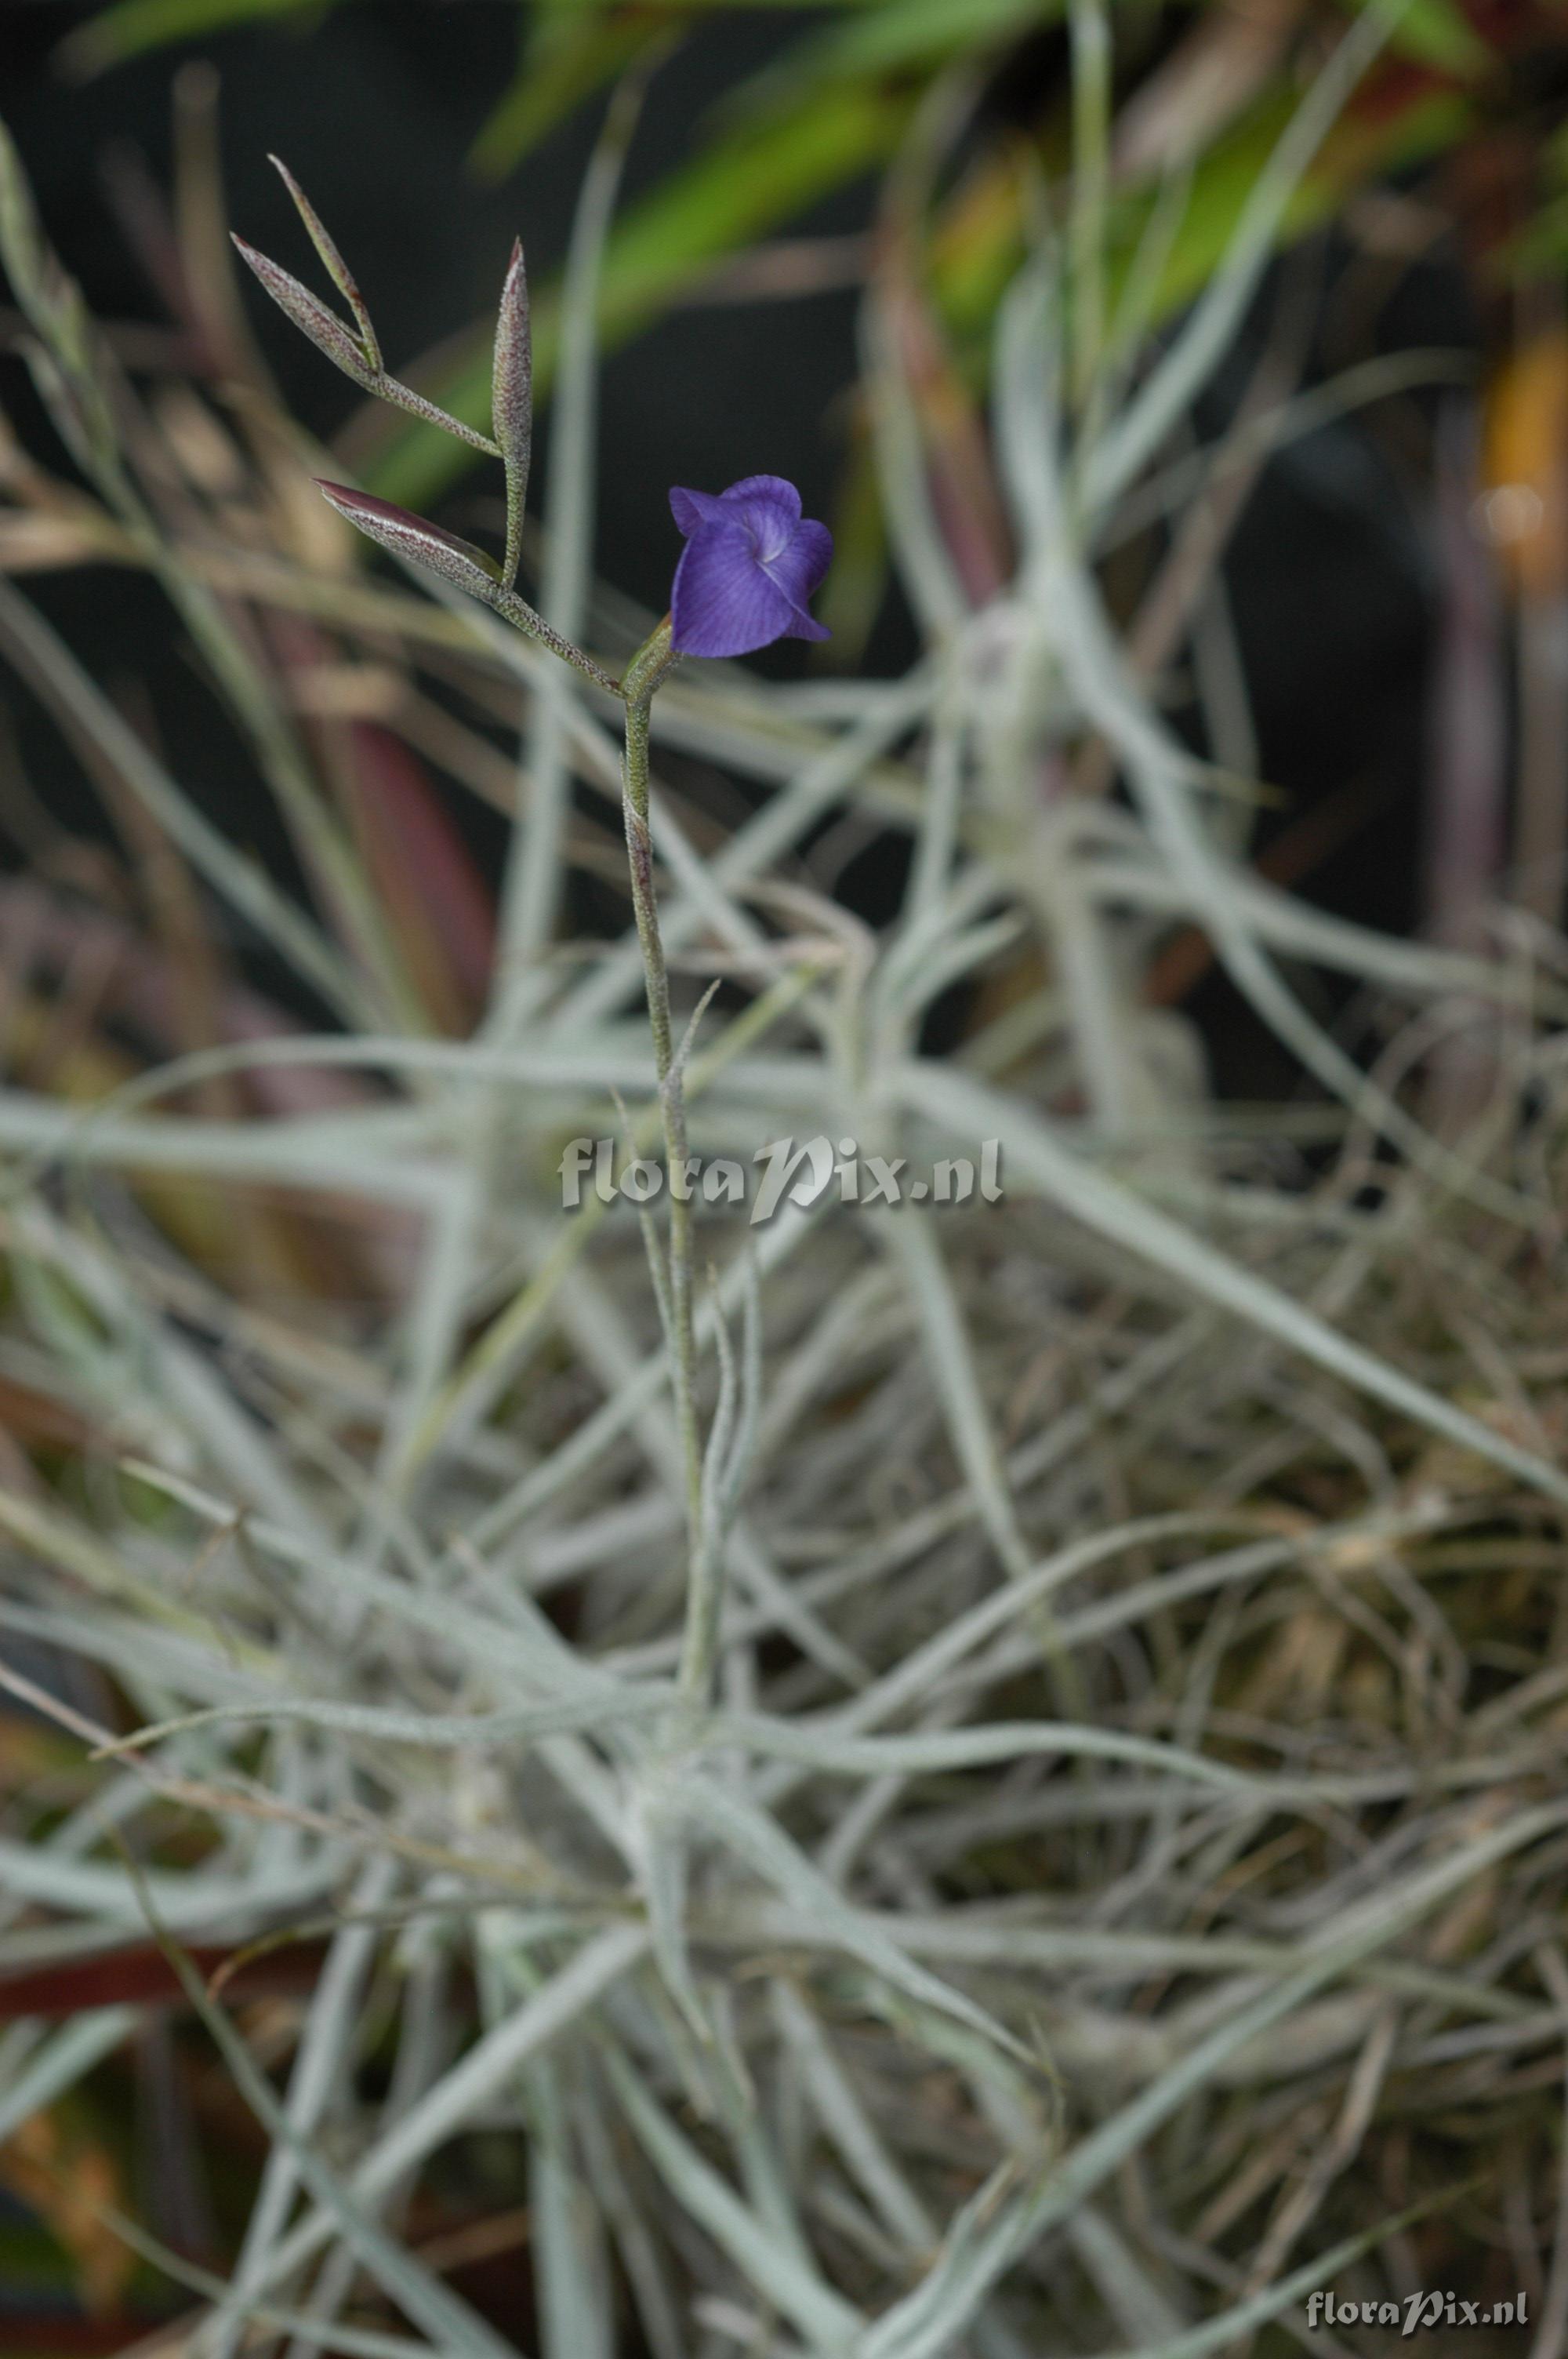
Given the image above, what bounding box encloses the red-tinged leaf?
[0,2319,178,2355]
[268,151,381,371]
[0,1371,96,1452]
[230,233,375,387]
[0,1939,330,2019]
[314,478,503,598]
[347,722,497,1030]
[492,236,532,590]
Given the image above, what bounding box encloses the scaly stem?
[489,580,622,697]
[619,621,714,1699]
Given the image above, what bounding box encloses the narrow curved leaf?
[269,151,381,370]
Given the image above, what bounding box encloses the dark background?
[3,2,868,638]
[1,0,1488,1092]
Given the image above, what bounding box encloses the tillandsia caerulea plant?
[234,159,830,1706]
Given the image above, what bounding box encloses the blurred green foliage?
[63,0,327,70]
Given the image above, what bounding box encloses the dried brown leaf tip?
[314,479,503,598]
[492,238,532,592]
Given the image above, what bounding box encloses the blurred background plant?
[2,2,1568,2355]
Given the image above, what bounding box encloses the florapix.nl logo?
[559,1136,1004,1224]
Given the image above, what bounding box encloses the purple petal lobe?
[670,485,733,536]
[721,475,802,521]
[670,523,797,659]
[759,516,833,610]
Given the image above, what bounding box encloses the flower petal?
[759,517,833,611]
[670,522,798,659]
[720,474,802,521]
[670,485,733,537]
[779,602,831,644]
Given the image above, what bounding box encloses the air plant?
[12,19,1568,2344]
[235,160,832,1708]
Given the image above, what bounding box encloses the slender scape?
[237,159,829,1709]
[617,621,710,1695]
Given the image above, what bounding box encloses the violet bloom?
[669,474,832,660]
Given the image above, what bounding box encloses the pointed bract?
[492,237,532,591]
[234,180,504,462]
[315,479,503,596]
[231,234,376,390]
[313,478,621,692]
[268,153,380,372]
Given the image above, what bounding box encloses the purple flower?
[669,475,832,660]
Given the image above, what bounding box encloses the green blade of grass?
[731,0,1059,96]
[60,0,324,77]
[471,5,673,182]
[1344,0,1490,73]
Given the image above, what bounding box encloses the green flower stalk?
[616,616,710,1693]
